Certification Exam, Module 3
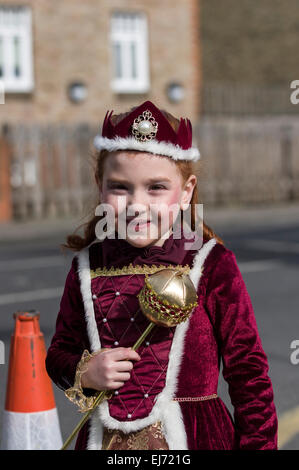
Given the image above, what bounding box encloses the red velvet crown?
[102,100,193,150]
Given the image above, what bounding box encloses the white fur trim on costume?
[76,247,101,352]
[93,136,201,162]
[83,237,217,450]
[158,237,218,449]
[189,237,217,288]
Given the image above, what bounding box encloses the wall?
[0,0,200,126]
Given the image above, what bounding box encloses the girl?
[46,101,278,450]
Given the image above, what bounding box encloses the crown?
[93,101,200,162]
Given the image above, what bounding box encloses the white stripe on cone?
[1,408,63,450]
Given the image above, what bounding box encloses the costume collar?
[89,228,207,272]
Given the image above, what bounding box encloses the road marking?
[0,256,67,272]
[0,287,63,305]
[278,405,299,449]
[246,239,299,254]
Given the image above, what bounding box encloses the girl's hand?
[80,347,141,391]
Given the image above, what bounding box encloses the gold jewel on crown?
[132,110,158,142]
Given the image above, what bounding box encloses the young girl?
[46,101,278,450]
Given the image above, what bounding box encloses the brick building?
[201,0,298,87]
[200,0,299,114]
[0,0,200,125]
[0,0,200,221]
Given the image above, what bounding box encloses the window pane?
[0,36,3,77]
[0,6,33,91]
[110,11,149,93]
[13,36,21,77]
[130,42,137,79]
[113,42,122,79]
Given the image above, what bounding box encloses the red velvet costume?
[46,231,278,450]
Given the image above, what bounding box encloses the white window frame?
[110,12,150,94]
[0,5,34,93]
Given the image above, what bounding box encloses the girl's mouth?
[126,219,151,231]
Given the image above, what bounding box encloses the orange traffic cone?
[1,310,62,450]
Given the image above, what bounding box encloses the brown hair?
[62,108,224,251]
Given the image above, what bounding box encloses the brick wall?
[201,0,299,86]
[0,0,200,126]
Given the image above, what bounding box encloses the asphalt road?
[0,205,298,450]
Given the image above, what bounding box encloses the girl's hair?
[62,108,224,251]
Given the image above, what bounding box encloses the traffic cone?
[1,310,63,450]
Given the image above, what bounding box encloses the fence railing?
[1,116,299,221]
[195,116,299,205]
[3,123,99,220]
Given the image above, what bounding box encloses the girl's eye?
[150,184,166,191]
[109,184,127,191]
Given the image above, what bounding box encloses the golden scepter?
[61,268,198,450]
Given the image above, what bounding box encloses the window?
[110,12,150,94]
[0,5,34,93]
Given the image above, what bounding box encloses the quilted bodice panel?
[91,273,176,421]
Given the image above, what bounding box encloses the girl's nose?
[126,204,149,220]
[126,190,148,209]
[126,191,150,220]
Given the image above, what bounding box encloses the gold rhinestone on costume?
[132,110,158,142]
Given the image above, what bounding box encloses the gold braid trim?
[90,263,191,279]
[173,394,218,402]
[64,349,108,413]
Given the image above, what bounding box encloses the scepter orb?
[138,267,198,327]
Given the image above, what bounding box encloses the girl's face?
[98,150,197,248]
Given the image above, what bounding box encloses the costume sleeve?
[204,249,278,450]
[45,256,91,392]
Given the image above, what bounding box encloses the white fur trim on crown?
[93,136,201,162]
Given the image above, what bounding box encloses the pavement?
[0,201,298,242]
[204,201,299,233]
